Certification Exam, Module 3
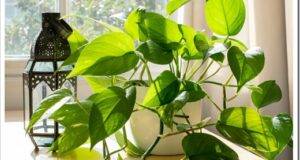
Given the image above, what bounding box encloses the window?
[68,0,167,39]
[4,0,169,109]
[5,0,167,57]
[5,0,58,57]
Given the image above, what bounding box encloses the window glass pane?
[68,0,167,40]
[5,0,58,57]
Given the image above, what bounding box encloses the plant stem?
[103,139,111,160]
[103,141,106,158]
[133,108,143,112]
[144,62,153,83]
[173,52,181,78]
[174,114,189,118]
[201,81,237,87]
[227,94,238,101]
[181,110,194,134]
[206,95,222,112]
[141,121,164,160]
[182,60,190,80]
[200,64,222,82]
[223,86,227,109]
[160,123,216,138]
[106,127,128,157]
[222,74,233,109]
[139,64,146,81]
[224,36,230,43]
[143,62,163,105]
[111,76,115,86]
[197,60,214,82]
[180,57,183,77]
[225,74,233,85]
[169,64,175,73]
[187,60,206,80]
[173,121,179,125]
[129,62,142,80]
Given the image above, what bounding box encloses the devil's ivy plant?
[27,0,292,159]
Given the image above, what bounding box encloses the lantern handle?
[49,18,73,39]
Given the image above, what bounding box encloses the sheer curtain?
[180,0,292,158]
[285,0,295,114]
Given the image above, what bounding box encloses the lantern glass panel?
[33,62,54,72]
[33,136,55,148]
[25,60,33,72]
[32,81,56,146]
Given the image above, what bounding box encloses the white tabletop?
[3,111,263,160]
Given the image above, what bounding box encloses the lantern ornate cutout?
[23,12,76,150]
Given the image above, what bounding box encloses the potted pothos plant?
[26,0,293,159]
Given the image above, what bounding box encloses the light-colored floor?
[4,110,263,160]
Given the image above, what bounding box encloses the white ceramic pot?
[128,87,202,155]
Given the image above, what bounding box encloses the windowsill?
[5,58,27,77]
[4,110,264,160]
[5,56,29,60]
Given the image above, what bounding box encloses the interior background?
[4,0,295,159]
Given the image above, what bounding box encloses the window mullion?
[58,0,68,16]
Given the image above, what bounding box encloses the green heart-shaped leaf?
[80,51,139,76]
[63,29,88,66]
[157,91,189,128]
[166,0,191,15]
[84,76,127,93]
[217,107,293,159]
[180,25,208,60]
[50,101,93,154]
[88,86,136,149]
[143,71,180,108]
[179,25,209,59]
[182,133,239,160]
[180,81,206,102]
[68,32,134,77]
[251,80,282,109]
[263,113,293,158]
[206,43,227,62]
[246,85,263,93]
[205,0,246,36]
[194,32,210,54]
[142,12,182,50]
[137,40,173,64]
[26,89,73,132]
[50,101,92,127]
[124,9,148,41]
[227,46,265,91]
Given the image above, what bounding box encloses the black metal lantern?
[23,13,76,150]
